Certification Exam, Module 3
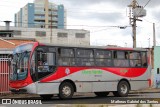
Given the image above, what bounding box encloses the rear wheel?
[113,81,129,97]
[59,82,74,99]
[94,92,109,97]
[40,95,53,100]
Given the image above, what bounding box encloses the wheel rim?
[120,84,128,94]
[62,86,71,97]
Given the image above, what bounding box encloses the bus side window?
[113,51,129,67]
[129,52,142,67]
[58,48,75,66]
[37,52,55,72]
[141,52,147,67]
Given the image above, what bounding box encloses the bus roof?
[38,42,148,52]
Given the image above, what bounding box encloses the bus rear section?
[9,42,152,99]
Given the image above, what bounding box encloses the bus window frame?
[75,48,95,67]
[141,51,148,67]
[129,50,148,68]
[112,50,148,68]
[57,47,76,66]
[33,46,148,69]
[113,50,130,68]
[94,49,113,67]
[33,46,57,81]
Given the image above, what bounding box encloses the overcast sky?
[0,0,159,48]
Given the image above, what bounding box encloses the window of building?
[75,33,85,38]
[57,33,68,38]
[13,30,21,35]
[36,31,46,37]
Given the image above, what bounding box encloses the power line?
[0,20,130,28]
[143,19,153,23]
[0,27,129,33]
[143,0,151,8]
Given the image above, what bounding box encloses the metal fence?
[0,54,11,94]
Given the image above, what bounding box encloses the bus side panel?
[75,82,92,92]
[130,65,151,90]
[38,66,150,94]
[130,81,149,90]
[36,82,60,94]
[92,82,118,92]
[75,82,118,92]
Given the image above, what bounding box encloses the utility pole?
[128,0,146,48]
[153,23,156,47]
[148,38,150,48]
[132,0,137,48]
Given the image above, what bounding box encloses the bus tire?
[94,92,109,97]
[59,82,74,99]
[113,81,129,97]
[40,95,53,100]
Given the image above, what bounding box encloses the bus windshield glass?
[10,44,33,81]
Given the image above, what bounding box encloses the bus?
[9,42,151,99]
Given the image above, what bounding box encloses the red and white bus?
[9,42,151,99]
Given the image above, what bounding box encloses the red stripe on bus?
[40,67,147,82]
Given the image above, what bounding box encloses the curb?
[130,88,160,94]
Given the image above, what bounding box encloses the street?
[39,92,160,104]
[1,91,160,106]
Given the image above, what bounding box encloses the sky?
[0,0,159,48]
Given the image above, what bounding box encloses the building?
[0,21,13,37]
[0,26,90,46]
[14,0,66,29]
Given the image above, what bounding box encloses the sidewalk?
[130,88,160,93]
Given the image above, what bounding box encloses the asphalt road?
[1,92,160,104]
[40,92,160,104]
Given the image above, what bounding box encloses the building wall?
[154,46,160,88]
[45,0,49,29]
[22,5,28,28]
[20,8,23,27]
[14,14,17,27]
[0,26,90,46]
[14,0,66,29]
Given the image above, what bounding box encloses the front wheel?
[59,82,74,99]
[113,81,129,97]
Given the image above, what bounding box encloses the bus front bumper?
[10,88,27,94]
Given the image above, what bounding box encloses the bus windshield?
[10,44,33,81]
